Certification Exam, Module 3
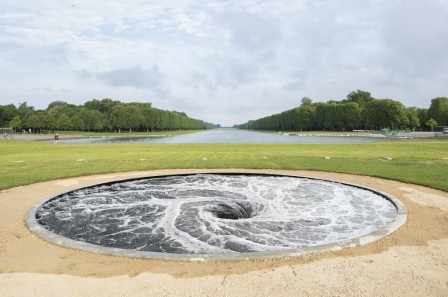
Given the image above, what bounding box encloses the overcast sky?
[1,0,447,126]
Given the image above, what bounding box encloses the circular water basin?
[27,173,407,260]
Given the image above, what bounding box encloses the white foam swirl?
[36,174,397,254]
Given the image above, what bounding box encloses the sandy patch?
[1,169,447,297]
[399,187,448,212]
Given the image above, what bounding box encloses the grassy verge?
[254,130,383,135]
[0,139,447,192]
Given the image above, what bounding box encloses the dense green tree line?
[236,91,448,132]
[0,99,216,133]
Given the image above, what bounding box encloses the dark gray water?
[62,129,384,144]
[35,174,397,254]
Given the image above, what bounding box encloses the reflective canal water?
[61,129,383,144]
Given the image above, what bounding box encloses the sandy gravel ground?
[0,169,447,297]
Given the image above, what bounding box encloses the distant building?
[0,128,14,135]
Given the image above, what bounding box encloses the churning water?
[34,174,398,254]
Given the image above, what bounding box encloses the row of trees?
[0,99,216,133]
[236,91,448,132]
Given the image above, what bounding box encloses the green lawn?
[0,139,447,191]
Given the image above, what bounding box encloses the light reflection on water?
[62,129,383,144]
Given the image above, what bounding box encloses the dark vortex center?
[211,202,255,220]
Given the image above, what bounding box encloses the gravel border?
[26,172,407,261]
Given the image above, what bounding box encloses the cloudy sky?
[1,0,447,126]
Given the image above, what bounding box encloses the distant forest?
[236,90,448,132]
[0,99,216,133]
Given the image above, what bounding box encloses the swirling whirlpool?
[29,173,406,258]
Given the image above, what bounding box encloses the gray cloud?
[95,65,162,90]
[228,62,260,84]
[73,68,93,79]
[189,59,260,92]
[1,1,447,126]
[221,11,282,52]
[383,0,448,78]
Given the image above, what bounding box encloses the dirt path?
[1,169,447,296]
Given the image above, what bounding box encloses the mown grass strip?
[0,140,447,191]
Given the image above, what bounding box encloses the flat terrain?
[1,137,447,191]
[0,169,447,296]
[0,137,447,296]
